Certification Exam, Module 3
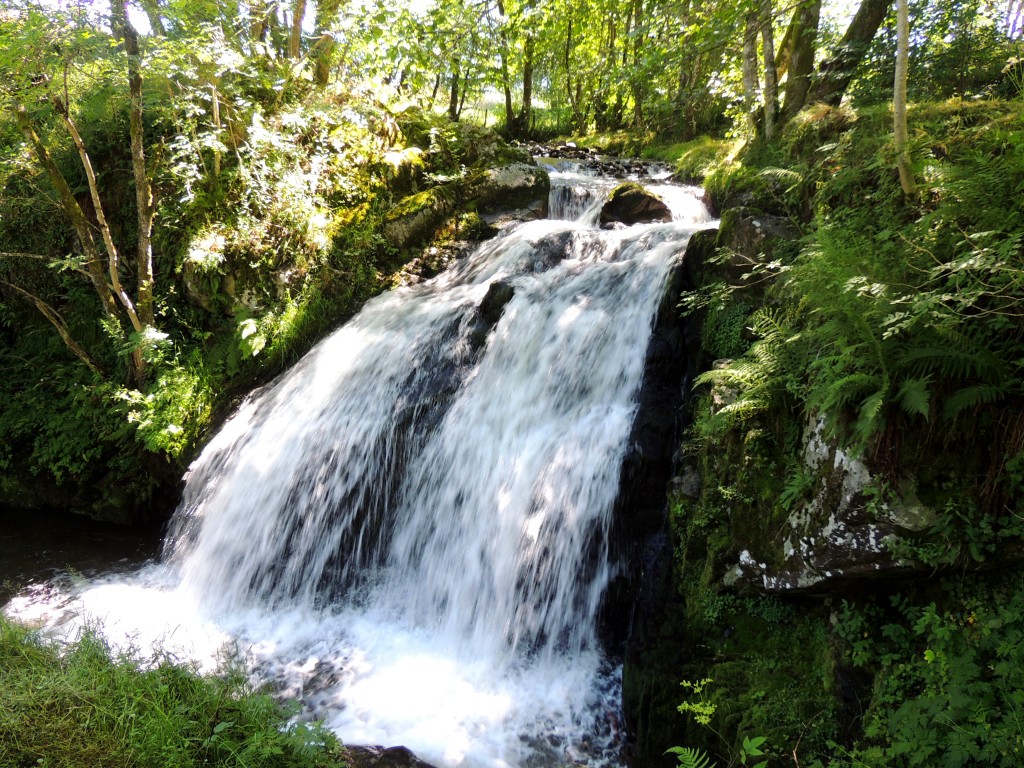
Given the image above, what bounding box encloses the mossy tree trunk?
[760,0,779,141]
[807,0,891,106]
[778,0,820,126]
[742,9,761,137]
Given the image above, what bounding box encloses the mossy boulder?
[466,162,549,217]
[383,183,461,250]
[599,182,672,227]
[383,164,549,250]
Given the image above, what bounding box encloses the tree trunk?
[518,33,534,137]
[113,0,156,331]
[760,0,779,141]
[894,0,916,197]
[1,280,104,377]
[742,10,761,137]
[496,0,517,137]
[808,0,892,106]
[778,0,820,125]
[10,101,119,323]
[289,0,307,58]
[312,0,343,85]
[448,61,461,121]
[630,0,645,129]
[565,14,581,131]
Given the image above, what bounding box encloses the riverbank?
[625,98,1024,766]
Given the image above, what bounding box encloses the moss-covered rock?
[383,163,549,251]
[599,182,672,227]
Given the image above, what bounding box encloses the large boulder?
[599,183,672,227]
[382,184,461,251]
[383,163,550,250]
[722,416,938,593]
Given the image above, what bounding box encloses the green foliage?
[700,299,753,361]
[666,746,716,768]
[739,736,768,768]
[691,101,1024,514]
[668,99,1024,768]
[0,617,345,768]
[677,678,718,727]
[833,573,1024,767]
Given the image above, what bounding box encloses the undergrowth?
[0,617,344,768]
[662,97,1024,768]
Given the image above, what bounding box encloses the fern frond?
[899,345,1006,383]
[941,384,1010,421]
[818,372,883,412]
[853,390,887,444]
[896,376,932,420]
[665,746,716,768]
[758,166,802,183]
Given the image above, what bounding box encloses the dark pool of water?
[0,507,163,606]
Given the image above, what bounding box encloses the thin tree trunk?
[448,61,461,120]
[518,33,534,137]
[630,0,645,129]
[457,74,468,119]
[1,280,104,377]
[289,0,307,58]
[10,101,119,322]
[496,0,517,136]
[565,13,581,131]
[742,10,761,137]
[51,95,142,335]
[761,0,779,141]
[113,0,157,330]
[808,0,892,106]
[894,0,916,197]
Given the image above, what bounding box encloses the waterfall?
[11,167,713,768]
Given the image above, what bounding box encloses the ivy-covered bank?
[626,99,1024,768]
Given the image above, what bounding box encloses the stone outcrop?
[599,183,672,228]
[724,417,937,593]
[383,163,549,251]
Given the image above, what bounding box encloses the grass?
[0,616,345,768]
[640,136,741,182]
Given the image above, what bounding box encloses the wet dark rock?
[479,280,515,325]
[342,746,438,768]
[522,141,598,160]
[468,280,516,351]
[599,183,673,228]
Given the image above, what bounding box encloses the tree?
[807,0,892,106]
[760,0,779,140]
[778,0,820,126]
[1,4,159,387]
[894,0,916,196]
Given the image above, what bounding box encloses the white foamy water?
[5,169,714,768]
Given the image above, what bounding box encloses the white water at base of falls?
[4,169,714,768]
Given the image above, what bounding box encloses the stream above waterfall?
[4,165,715,768]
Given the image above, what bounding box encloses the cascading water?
[5,165,713,768]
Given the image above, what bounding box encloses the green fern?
[895,376,932,420]
[941,383,1011,421]
[665,746,716,768]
